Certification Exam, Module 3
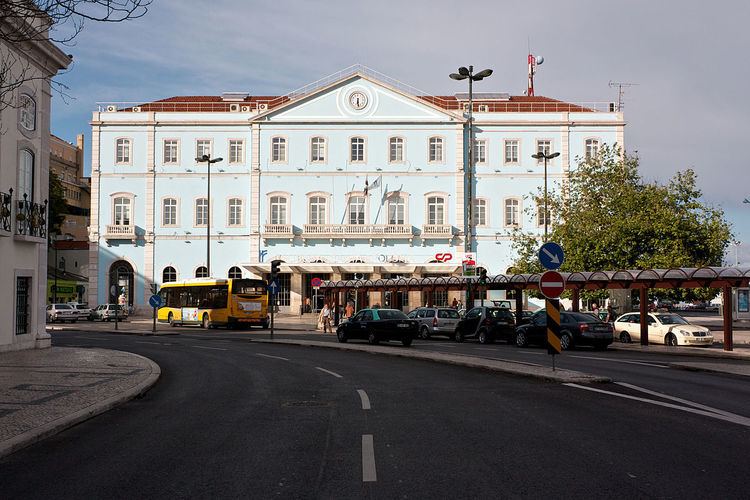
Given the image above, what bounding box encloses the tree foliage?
[48,171,67,237]
[508,146,733,301]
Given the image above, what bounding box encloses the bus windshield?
[231,279,267,296]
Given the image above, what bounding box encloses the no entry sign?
[539,270,565,299]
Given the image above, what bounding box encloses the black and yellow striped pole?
[546,298,562,370]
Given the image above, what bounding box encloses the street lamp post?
[195,154,223,277]
[51,233,73,304]
[531,151,560,241]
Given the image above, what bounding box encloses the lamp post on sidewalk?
[195,154,223,277]
[531,151,560,242]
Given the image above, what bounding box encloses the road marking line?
[135,341,161,344]
[316,367,343,378]
[564,383,750,428]
[255,353,289,361]
[357,389,371,410]
[362,434,377,482]
[570,355,668,368]
[192,345,227,351]
[615,382,741,418]
[517,350,546,355]
[474,347,499,351]
[429,343,458,348]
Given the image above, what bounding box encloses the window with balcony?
[195,266,208,278]
[228,198,243,226]
[19,94,36,131]
[387,194,406,225]
[269,195,288,225]
[504,198,520,227]
[116,138,132,164]
[429,137,444,163]
[348,196,366,225]
[585,138,600,159]
[309,196,327,225]
[163,139,179,164]
[162,198,177,226]
[389,137,404,163]
[162,266,177,283]
[229,139,244,164]
[113,196,132,226]
[350,137,365,162]
[536,140,551,164]
[228,266,243,279]
[195,198,208,226]
[196,139,212,160]
[504,140,519,164]
[18,149,34,200]
[272,137,286,162]
[311,137,326,163]
[474,199,487,226]
[427,196,446,225]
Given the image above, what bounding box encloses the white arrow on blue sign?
[267,280,280,294]
[149,294,163,308]
[538,242,565,270]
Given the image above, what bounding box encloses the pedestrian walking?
[319,302,332,333]
[452,297,458,309]
[605,304,615,323]
[591,302,600,318]
[345,301,354,319]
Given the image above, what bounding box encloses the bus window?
[209,286,229,308]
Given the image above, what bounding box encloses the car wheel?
[666,333,678,346]
[401,337,413,347]
[419,326,430,340]
[367,330,379,345]
[202,314,209,329]
[516,330,528,347]
[619,331,631,343]
[478,329,489,344]
[337,329,348,343]
[168,312,175,327]
[454,329,464,343]
[560,331,572,351]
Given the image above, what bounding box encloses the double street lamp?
[195,154,223,277]
[531,151,560,241]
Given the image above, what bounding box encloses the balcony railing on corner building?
[1,189,12,232]
[421,224,452,236]
[14,193,48,239]
[105,224,135,239]
[302,224,413,237]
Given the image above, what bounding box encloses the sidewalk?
[0,347,160,458]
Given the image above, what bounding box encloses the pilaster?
[250,123,261,263]
[144,122,155,298]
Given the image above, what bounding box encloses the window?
[116,138,132,164]
[537,200,549,227]
[309,196,327,225]
[195,198,208,226]
[474,139,487,164]
[350,137,365,162]
[228,266,243,279]
[348,196,366,225]
[269,195,288,225]
[195,266,208,278]
[429,137,444,162]
[389,137,404,163]
[504,140,519,164]
[162,266,177,283]
[504,198,520,226]
[19,94,36,131]
[18,149,34,200]
[536,140,551,164]
[228,198,243,226]
[15,277,31,335]
[196,139,212,160]
[272,137,286,162]
[311,137,326,163]
[474,199,487,226]
[229,139,244,164]
[162,198,177,226]
[427,196,445,225]
[111,196,131,226]
[163,139,179,164]
[387,194,405,225]
[585,138,600,159]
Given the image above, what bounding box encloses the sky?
[49,0,750,265]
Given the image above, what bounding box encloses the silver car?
[407,307,461,339]
[46,303,78,323]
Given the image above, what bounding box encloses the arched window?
[162,198,177,226]
[228,198,243,226]
[18,149,34,200]
[113,196,131,226]
[162,266,177,283]
[387,194,406,225]
[311,137,326,162]
[228,266,242,279]
[429,137,443,162]
[19,94,36,131]
[269,195,288,224]
[195,266,208,278]
[350,137,365,162]
[504,198,520,227]
[389,137,404,163]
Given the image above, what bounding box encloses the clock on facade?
[348,91,368,110]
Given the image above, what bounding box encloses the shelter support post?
[639,287,648,346]
[515,290,523,325]
[723,285,733,351]
[571,289,580,312]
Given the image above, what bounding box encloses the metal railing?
[105,224,135,238]
[15,194,47,239]
[302,223,413,236]
[1,188,12,232]
[421,224,452,236]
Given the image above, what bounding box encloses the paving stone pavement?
[0,347,160,458]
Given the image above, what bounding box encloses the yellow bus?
[157,278,269,329]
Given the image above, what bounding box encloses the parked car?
[407,307,461,339]
[613,312,713,346]
[454,306,516,344]
[46,303,78,323]
[67,302,92,320]
[336,308,417,346]
[89,304,128,322]
[514,311,613,350]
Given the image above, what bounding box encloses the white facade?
[90,66,624,313]
[0,16,71,350]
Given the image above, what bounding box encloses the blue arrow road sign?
[538,242,565,270]
[267,280,280,295]
[149,294,163,308]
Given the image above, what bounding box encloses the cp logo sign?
[434,253,453,263]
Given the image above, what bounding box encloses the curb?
[252,338,611,384]
[0,352,161,459]
[608,344,750,360]
[668,362,750,377]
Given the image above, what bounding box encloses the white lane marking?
[517,350,546,355]
[474,347,500,351]
[255,353,289,361]
[135,341,161,345]
[615,382,742,419]
[362,434,377,482]
[357,389,371,410]
[570,355,668,368]
[192,345,227,351]
[316,367,343,378]
[429,343,458,348]
[564,383,750,428]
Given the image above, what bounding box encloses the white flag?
[369,175,381,190]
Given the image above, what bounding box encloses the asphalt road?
[2,331,748,499]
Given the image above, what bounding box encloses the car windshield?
[488,308,513,320]
[54,304,72,309]
[655,314,689,325]
[377,309,408,320]
[567,312,600,323]
[438,309,460,319]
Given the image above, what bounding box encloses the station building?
[88,65,623,314]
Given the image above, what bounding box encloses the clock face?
[348,91,368,110]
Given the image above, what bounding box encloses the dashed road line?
[255,353,289,361]
[316,367,343,378]
[362,434,377,482]
[192,345,228,351]
[357,389,371,410]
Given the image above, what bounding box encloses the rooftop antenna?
[608,81,638,111]
[527,53,544,96]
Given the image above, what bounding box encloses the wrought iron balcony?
[14,194,47,239]
[104,224,135,239]
[1,189,11,233]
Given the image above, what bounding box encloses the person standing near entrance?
[319,302,332,333]
[345,301,354,319]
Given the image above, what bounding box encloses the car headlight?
[678,329,692,336]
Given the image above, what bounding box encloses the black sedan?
[454,306,516,344]
[514,311,613,350]
[336,308,417,346]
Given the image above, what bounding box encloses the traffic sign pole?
[546,299,562,369]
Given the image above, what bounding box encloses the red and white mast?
[527,53,544,96]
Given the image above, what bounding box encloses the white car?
[68,303,92,320]
[613,312,713,346]
[46,303,78,323]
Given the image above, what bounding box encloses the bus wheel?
[202,314,209,329]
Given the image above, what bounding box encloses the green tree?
[508,146,733,301]
[48,172,67,237]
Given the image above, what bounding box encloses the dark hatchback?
[455,306,516,344]
[514,311,613,350]
[336,308,417,346]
